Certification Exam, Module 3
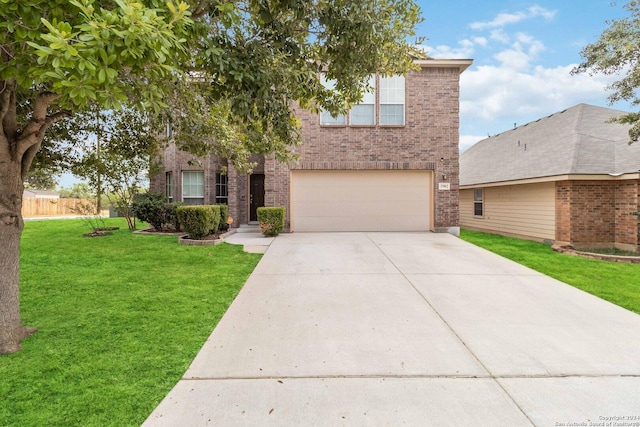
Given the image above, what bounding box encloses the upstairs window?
[319,75,346,125]
[215,173,228,205]
[474,188,484,217]
[379,75,405,125]
[182,171,204,205]
[349,75,375,125]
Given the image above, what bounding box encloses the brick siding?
[151,64,463,229]
[555,180,639,248]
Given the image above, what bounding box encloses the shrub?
[132,193,166,230]
[216,204,229,230]
[257,207,285,236]
[163,202,184,231]
[206,205,222,234]
[176,206,214,239]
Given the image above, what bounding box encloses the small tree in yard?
[70,107,160,230]
[1,0,422,354]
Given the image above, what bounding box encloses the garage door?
[291,170,432,232]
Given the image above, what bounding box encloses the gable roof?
[460,103,640,186]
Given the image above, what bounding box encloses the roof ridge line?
[569,104,586,174]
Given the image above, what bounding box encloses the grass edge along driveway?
[460,229,640,316]
[0,219,262,427]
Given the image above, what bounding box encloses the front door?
[249,174,265,222]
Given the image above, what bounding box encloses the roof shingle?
[460,104,640,186]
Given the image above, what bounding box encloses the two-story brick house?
[150,58,472,233]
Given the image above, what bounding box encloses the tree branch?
[16,91,61,156]
[190,0,208,19]
[0,79,15,135]
[21,140,43,181]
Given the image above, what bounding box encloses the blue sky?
[415,1,633,151]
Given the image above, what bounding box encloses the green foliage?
[24,167,59,190]
[572,1,640,142]
[257,206,285,236]
[460,230,640,315]
[153,0,424,172]
[163,202,184,232]
[58,182,94,199]
[132,193,166,230]
[176,205,214,239]
[0,218,261,425]
[216,204,229,230]
[69,106,161,230]
[207,205,222,234]
[1,0,192,110]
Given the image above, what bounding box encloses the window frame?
[165,171,173,203]
[319,75,347,126]
[473,188,484,217]
[182,170,205,205]
[215,172,228,205]
[379,75,405,126]
[349,75,376,126]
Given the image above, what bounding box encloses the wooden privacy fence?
[22,198,93,217]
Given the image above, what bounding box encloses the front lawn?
[0,219,262,426]
[460,230,640,315]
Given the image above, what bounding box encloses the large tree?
[572,0,640,142]
[0,0,422,354]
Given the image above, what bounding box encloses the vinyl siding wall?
[460,182,556,241]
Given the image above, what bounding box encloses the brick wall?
[615,180,639,247]
[150,143,224,205]
[555,179,639,249]
[151,64,463,230]
[555,181,571,244]
[273,66,462,230]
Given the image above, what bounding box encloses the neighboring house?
[23,189,60,199]
[151,58,473,233]
[460,103,640,251]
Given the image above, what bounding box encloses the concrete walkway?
[144,232,640,426]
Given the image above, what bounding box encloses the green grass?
[460,229,640,315]
[0,219,262,426]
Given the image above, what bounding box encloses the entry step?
[236,224,260,233]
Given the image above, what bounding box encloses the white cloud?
[459,135,486,152]
[432,4,626,141]
[528,5,556,20]
[472,37,488,47]
[420,43,473,59]
[490,29,510,44]
[492,33,546,70]
[460,63,619,129]
[470,5,556,30]
[420,37,485,59]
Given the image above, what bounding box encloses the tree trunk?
[0,144,36,354]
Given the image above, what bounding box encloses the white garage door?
[291,170,432,232]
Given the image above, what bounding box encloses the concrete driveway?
[144,232,640,426]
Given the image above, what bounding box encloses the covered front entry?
[290,170,432,232]
[249,174,265,222]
